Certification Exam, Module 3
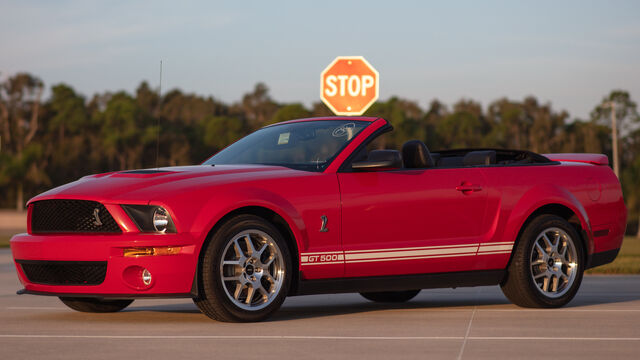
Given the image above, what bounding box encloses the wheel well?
[508,204,588,267]
[198,206,300,296]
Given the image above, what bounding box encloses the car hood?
[28,164,302,205]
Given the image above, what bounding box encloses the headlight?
[121,205,176,233]
[153,207,170,232]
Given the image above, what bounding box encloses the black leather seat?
[401,140,435,168]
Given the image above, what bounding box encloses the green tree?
[268,103,311,125]
[201,116,246,153]
[0,73,44,210]
[486,98,528,149]
[45,84,93,184]
[591,90,639,136]
[239,83,278,130]
[422,99,448,150]
[560,120,609,154]
[49,84,87,143]
[364,97,424,149]
[522,97,568,153]
[311,102,334,117]
[96,92,150,170]
[436,99,486,149]
[621,129,640,238]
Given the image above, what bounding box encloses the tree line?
[0,72,638,237]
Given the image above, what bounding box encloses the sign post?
[320,56,379,116]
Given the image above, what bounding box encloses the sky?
[1,0,639,120]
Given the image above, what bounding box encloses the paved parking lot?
[1,248,639,359]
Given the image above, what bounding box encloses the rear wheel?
[360,290,421,303]
[194,215,291,322]
[59,297,133,313]
[501,214,584,308]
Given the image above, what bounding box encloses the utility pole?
[604,101,620,178]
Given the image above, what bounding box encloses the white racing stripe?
[345,246,478,261]
[0,334,638,341]
[477,250,512,255]
[345,243,481,254]
[301,242,514,266]
[299,261,344,266]
[478,245,513,252]
[300,251,344,256]
[346,253,476,264]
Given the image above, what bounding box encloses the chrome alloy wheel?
[219,230,285,311]
[529,227,578,298]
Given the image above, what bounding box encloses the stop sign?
[320,56,379,116]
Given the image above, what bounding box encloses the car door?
[338,167,488,277]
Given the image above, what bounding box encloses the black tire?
[59,297,133,313]
[193,214,292,322]
[360,290,421,303]
[500,214,585,308]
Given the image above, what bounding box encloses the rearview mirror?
[352,150,402,170]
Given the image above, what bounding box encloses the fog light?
[153,207,169,232]
[142,268,152,286]
[123,265,155,290]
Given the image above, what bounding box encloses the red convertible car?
[10,117,626,322]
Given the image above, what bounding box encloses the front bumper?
[10,232,199,297]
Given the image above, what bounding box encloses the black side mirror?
[352,150,402,170]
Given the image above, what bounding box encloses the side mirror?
[352,150,402,170]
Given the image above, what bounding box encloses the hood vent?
[119,169,175,174]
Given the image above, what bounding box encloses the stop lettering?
[320,56,379,116]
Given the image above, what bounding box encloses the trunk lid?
[543,153,609,165]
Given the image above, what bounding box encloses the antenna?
[156,60,163,169]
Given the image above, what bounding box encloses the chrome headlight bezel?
[121,205,177,233]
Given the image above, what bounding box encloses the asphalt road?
[1,248,639,360]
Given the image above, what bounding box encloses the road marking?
[344,307,640,313]
[457,307,476,360]
[5,307,66,310]
[0,334,638,341]
[6,306,640,312]
[476,309,640,312]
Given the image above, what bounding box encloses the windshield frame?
[202,119,373,172]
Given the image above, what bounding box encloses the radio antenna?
[156,60,163,169]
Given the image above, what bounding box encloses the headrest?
[463,150,496,166]
[401,140,435,168]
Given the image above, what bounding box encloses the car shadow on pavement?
[20,280,640,323]
[121,291,640,322]
[270,297,513,322]
[119,295,516,322]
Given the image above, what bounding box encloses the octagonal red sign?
[320,56,379,116]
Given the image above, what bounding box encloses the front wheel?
[194,215,291,322]
[501,214,584,308]
[59,297,133,313]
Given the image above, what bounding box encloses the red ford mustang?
[10,117,626,322]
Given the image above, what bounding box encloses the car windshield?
[203,120,369,171]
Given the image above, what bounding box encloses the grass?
[0,235,11,248]
[587,236,640,275]
[1,233,638,273]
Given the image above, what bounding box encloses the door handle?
[456,183,482,194]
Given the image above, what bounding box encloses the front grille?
[17,260,107,285]
[31,199,121,234]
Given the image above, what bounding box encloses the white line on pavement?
[6,306,640,312]
[6,307,66,310]
[0,335,639,341]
